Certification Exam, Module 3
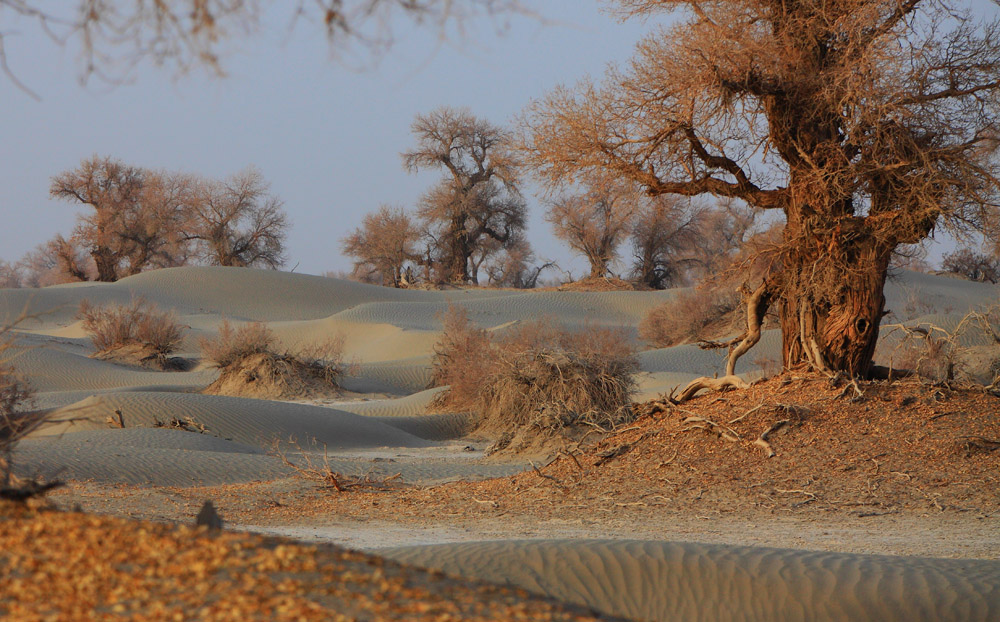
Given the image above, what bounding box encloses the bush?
[432,308,639,434]
[199,321,275,369]
[639,288,742,348]
[430,306,493,410]
[200,321,349,399]
[1,320,46,496]
[78,298,183,355]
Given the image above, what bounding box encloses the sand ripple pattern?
[381,539,1000,622]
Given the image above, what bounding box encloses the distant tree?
[404,107,527,284]
[49,156,145,282]
[686,201,760,279]
[17,235,93,287]
[0,260,21,289]
[629,196,702,289]
[482,234,550,289]
[527,0,1000,376]
[546,179,638,279]
[49,157,194,281]
[342,205,420,287]
[186,168,288,269]
[941,248,1000,284]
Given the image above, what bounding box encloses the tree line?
[340,107,780,290]
[0,157,288,287]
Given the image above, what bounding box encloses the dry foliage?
[640,288,743,348]
[0,316,57,501]
[432,307,638,434]
[342,205,420,287]
[881,304,1000,386]
[78,298,184,361]
[406,107,527,284]
[272,440,402,493]
[525,0,1000,376]
[201,321,349,399]
[941,247,1000,284]
[545,177,638,279]
[429,306,493,410]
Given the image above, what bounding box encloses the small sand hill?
[382,539,1000,622]
[0,507,618,622]
[35,391,434,449]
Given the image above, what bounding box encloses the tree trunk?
[777,220,894,377]
[445,216,472,284]
[92,246,118,282]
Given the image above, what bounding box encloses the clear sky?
[1,2,654,278]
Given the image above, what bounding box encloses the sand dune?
[13,427,290,486]
[382,539,1000,622]
[35,391,433,450]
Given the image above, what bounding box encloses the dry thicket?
[526,0,1000,377]
[44,157,288,284]
[431,306,638,435]
[78,298,185,369]
[640,288,743,348]
[341,205,420,287]
[0,316,56,500]
[201,321,349,399]
[941,248,1000,284]
[879,303,1000,387]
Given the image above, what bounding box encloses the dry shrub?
[199,321,274,369]
[640,288,742,348]
[429,306,492,411]
[78,298,184,367]
[432,308,639,435]
[0,319,57,501]
[201,321,349,399]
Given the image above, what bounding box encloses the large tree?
[405,107,527,285]
[527,0,1000,377]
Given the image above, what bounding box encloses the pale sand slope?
[381,539,1000,622]
[12,427,521,487]
[34,392,432,449]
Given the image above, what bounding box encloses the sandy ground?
[3,266,999,621]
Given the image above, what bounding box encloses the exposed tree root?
[754,419,790,458]
[671,375,749,403]
[680,415,740,442]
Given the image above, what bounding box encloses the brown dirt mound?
[225,374,999,526]
[203,352,342,400]
[93,343,189,371]
[0,503,618,621]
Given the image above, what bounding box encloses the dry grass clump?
[432,307,639,436]
[201,321,349,399]
[78,298,184,369]
[639,288,742,348]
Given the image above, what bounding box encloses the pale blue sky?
[1,2,653,278]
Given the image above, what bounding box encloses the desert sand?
[2,266,999,621]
